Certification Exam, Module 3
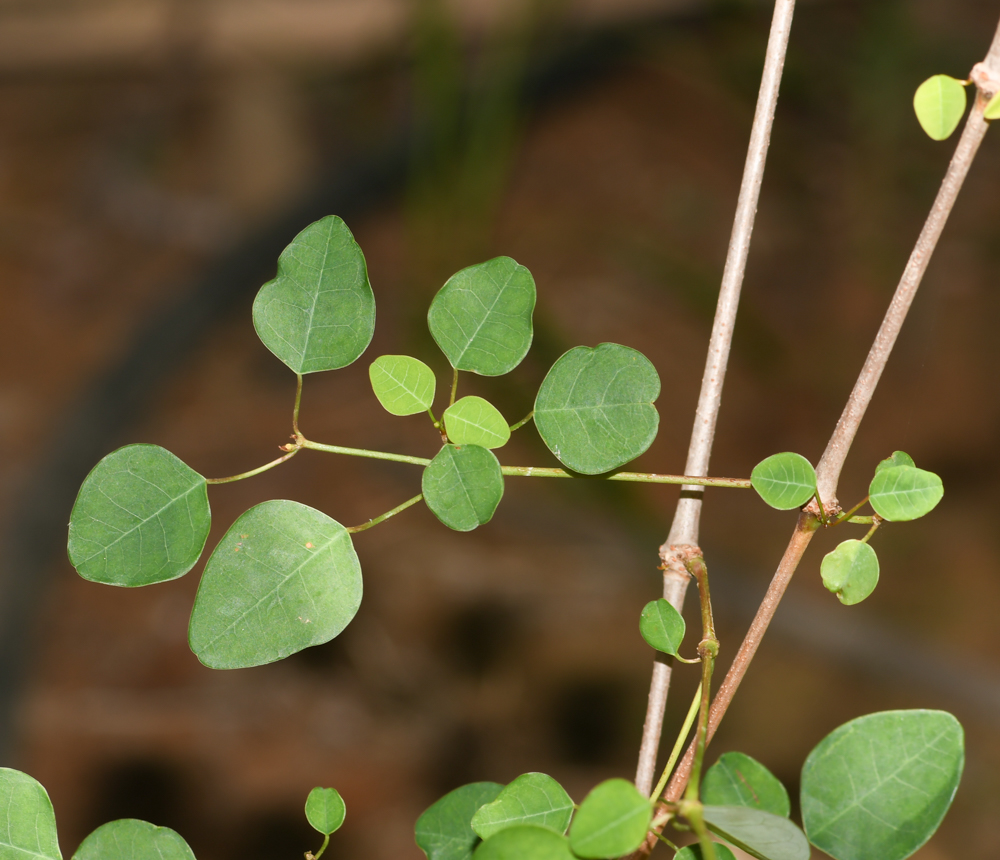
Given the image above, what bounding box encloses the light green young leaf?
[444,397,511,449]
[875,451,915,474]
[751,453,817,511]
[674,844,737,860]
[416,782,504,860]
[913,75,967,140]
[253,215,375,374]
[639,598,686,657]
[868,465,943,521]
[801,710,964,860]
[702,752,791,818]
[422,445,504,531]
[188,500,362,669]
[305,787,346,835]
[68,444,211,587]
[0,768,61,860]
[702,806,809,860]
[534,344,660,475]
[369,355,437,415]
[820,540,879,605]
[72,820,194,860]
[473,826,574,860]
[985,90,1000,120]
[568,779,651,859]
[428,256,536,376]
[471,773,574,840]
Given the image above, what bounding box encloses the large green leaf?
[422,445,504,531]
[868,466,943,521]
[568,779,651,859]
[0,769,61,860]
[305,787,346,835]
[68,444,211,587]
[750,453,817,511]
[874,451,915,474]
[188,500,362,669]
[427,256,536,376]
[702,752,790,818]
[702,806,809,860]
[72,820,195,860]
[820,540,879,606]
[639,598,686,657]
[471,773,574,840]
[674,844,737,860]
[444,397,511,449]
[473,826,574,860]
[534,344,660,475]
[369,355,437,415]
[801,710,964,860]
[913,75,967,141]
[252,215,375,374]
[416,782,504,860]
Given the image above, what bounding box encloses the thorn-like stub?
[971,62,1000,100]
[804,497,841,522]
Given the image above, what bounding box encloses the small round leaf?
[674,844,738,860]
[985,90,1000,120]
[473,825,574,860]
[875,450,915,474]
[751,453,817,510]
[416,782,504,860]
[73,819,196,860]
[639,598,686,656]
[568,778,651,859]
[305,787,346,835]
[702,752,791,818]
[370,355,436,415]
[820,540,879,606]
[423,445,504,532]
[913,75,967,141]
[444,397,511,449]
[702,806,809,860]
[471,773,574,840]
[868,465,943,521]
[0,768,61,860]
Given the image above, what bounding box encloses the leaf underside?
[471,773,574,840]
[568,778,651,859]
[416,782,504,860]
[702,805,810,860]
[72,819,196,860]
[913,75,967,141]
[0,768,61,860]
[702,752,791,818]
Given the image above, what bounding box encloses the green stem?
[831,495,870,527]
[347,494,424,534]
[450,367,459,406]
[683,554,718,805]
[685,803,717,860]
[428,407,440,428]
[310,833,330,860]
[859,516,883,544]
[206,449,300,484]
[300,439,432,466]
[813,486,829,525]
[654,832,680,852]
[293,373,304,436]
[847,515,875,524]
[509,410,534,432]
[650,681,702,801]
[499,466,751,488]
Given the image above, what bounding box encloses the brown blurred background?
[1,0,999,857]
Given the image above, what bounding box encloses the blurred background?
[1,0,999,857]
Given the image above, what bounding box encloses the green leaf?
[751,453,817,511]
[416,782,504,860]
[305,787,346,835]
[674,844,737,860]
[985,90,1000,120]
[422,445,504,531]
[0,769,61,860]
[252,215,375,374]
[913,75,967,140]
[188,500,362,669]
[427,257,536,376]
[702,752,791,818]
[68,444,211,587]
[639,599,686,656]
[801,710,964,860]
[473,826,574,860]
[369,355,436,415]
[444,397,511,449]
[471,773,574,840]
[568,779,651,859]
[875,451,915,474]
[868,465,943,521]
[534,344,660,475]
[72,820,195,860]
[702,806,809,860]
[820,540,879,606]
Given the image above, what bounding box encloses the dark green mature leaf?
[703,806,809,860]
[370,355,436,415]
[875,451,915,474]
[751,453,816,511]
[801,710,964,860]
[639,599,686,657]
[253,215,375,374]
[868,466,943,521]
[913,75,967,140]
[416,782,504,860]
[188,501,362,669]
[68,444,211,587]
[702,752,791,818]
[471,773,574,840]
[821,540,879,606]
[674,843,737,860]
[0,768,61,860]
[985,90,1000,120]
[427,257,536,376]
[444,397,511,449]
[568,779,651,859]
[72,820,195,860]
[422,445,504,531]
[534,344,660,475]
[473,826,574,860]
[305,787,346,835]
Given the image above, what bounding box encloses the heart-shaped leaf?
[913,75,967,141]
[568,779,651,859]
[444,397,511,449]
[801,710,964,860]
[253,215,375,374]
[534,344,660,475]
[985,90,1000,120]
[428,257,536,376]
[820,540,879,605]
[188,500,362,669]
[473,826,574,860]
[422,445,504,531]
[72,820,195,860]
[702,752,790,818]
[702,806,809,860]
[751,453,817,511]
[68,444,211,587]
[674,844,737,860]
[305,787,346,835]
[471,773,574,840]
[0,768,61,860]
[416,782,504,860]
[868,465,943,521]
[639,598,686,657]
[370,355,436,415]
[875,451,915,474]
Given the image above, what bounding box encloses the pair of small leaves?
[305,787,346,835]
